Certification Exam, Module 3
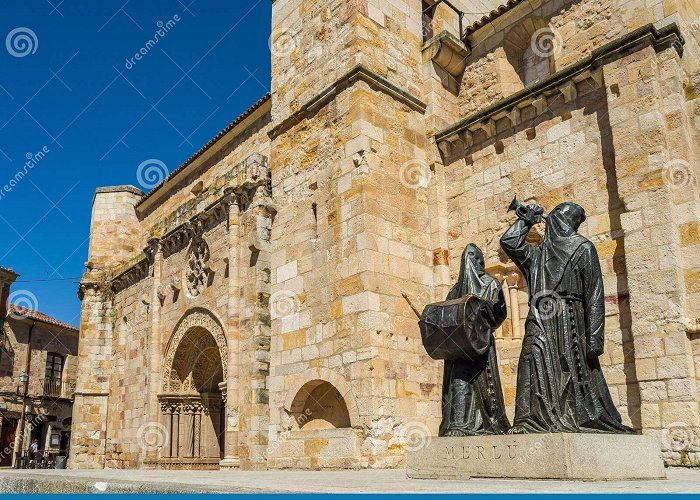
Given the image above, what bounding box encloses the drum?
[419,295,491,361]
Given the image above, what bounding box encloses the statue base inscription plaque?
[407,434,666,481]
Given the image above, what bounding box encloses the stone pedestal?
[408,434,666,481]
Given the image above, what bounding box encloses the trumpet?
[508,197,547,224]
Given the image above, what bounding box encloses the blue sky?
[0,1,272,326]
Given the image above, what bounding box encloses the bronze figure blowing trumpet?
[508,197,547,224]
[500,197,634,435]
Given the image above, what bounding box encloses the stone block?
[407,434,666,481]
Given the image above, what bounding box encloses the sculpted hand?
[523,204,544,225]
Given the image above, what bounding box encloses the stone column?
[171,406,180,459]
[221,190,241,469]
[180,402,194,459]
[161,406,172,459]
[488,268,506,339]
[145,238,163,465]
[193,408,202,459]
[506,271,522,340]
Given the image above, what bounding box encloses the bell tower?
[267,0,446,468]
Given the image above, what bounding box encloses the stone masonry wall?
[73,0,700,472]
[436,15,700,463]
[72,105,273,469]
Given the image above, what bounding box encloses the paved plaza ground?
[1,468,700,494]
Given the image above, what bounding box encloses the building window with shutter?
[44,353,64,397]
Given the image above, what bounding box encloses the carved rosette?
[186,238,210,298]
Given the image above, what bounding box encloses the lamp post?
[14,321,35,469]
[14,372,30,469]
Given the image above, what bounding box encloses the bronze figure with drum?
[411,197,633,437]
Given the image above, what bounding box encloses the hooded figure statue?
[438,243,510,437]
[500,202,634,434]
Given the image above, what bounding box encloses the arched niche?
[288,380,351,430]
[502,17,557,88]
[283,368,360,430]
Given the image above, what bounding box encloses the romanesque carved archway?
[158,309,229,469]
[162,308,228,393]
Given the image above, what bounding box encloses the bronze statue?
[419,244,510,436]
[501,199,634,434]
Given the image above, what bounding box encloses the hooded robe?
[500,202,634,434]
[439,244,510,437]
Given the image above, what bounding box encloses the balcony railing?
[43,378,62,398]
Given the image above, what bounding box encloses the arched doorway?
[158,310,228,470]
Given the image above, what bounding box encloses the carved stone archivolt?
[162,309,228,393]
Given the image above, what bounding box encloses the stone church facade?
[71,0,700,470]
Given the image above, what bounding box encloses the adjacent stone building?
[0,267,79,467]
[71,0,700,470]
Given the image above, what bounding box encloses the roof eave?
[135,94,272,216]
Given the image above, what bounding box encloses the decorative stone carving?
[111,258,150,293]
[161,309,229,393]
[186,238,211,298]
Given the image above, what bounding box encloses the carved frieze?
[107,153,271,295]
[111,258,150,294]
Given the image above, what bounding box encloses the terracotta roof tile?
[464,0,527,36]
[8,305,79,332]
[136,93,272,208]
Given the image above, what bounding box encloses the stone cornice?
[435,23,684,146]
[269,64,427,140]
[105,154,272,294]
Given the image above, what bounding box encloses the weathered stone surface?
[407,434,667,481]
[71,0,700,472]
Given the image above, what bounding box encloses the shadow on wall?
[288,380,351,430]
[454,83,642,430]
